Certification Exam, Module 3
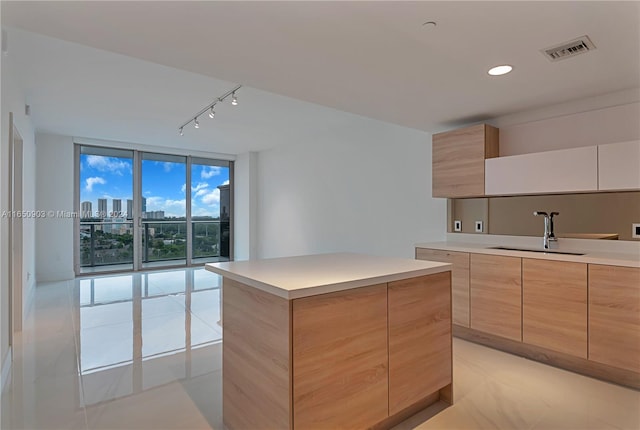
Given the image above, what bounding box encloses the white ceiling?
[2,1,639,154]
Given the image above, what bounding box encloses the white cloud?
[85,176,106,192]
[86,155,131,175]
[181,183,186,194]
[192,182,209,192]
[201,166,222,179]
[164,199,186,213]
[163,162,174,173]
[222,179,230,185]
[201,188,220,206]
[144,196,164,210]
[195,188,209,198]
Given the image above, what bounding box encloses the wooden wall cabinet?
[589,264,640,373]
[388,273,452,415]
[470,254,522,341]
[523,259,588,358]
[432,123,499,198]
[416,248,470,327]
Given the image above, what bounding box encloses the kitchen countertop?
[416,241,640,268]
[206,252,451,299]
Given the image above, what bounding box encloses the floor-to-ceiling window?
[141,153,187,268]
[78,146,135,272]
[76,145,233,275]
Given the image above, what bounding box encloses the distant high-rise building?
[81,201,92,218]
[112,199,122,216]
[98,199,107,218]
[142,197,147,213]
[126,199,133,219]
[218,184,231,258]
[218,184,230,220]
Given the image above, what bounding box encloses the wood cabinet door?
[523,259,587,358]
[432,124,498,198]
[292,284,388,429]
[589,264,640,373]
[388,273,452,416]
[416,248,470,327]
[470,254,522,341]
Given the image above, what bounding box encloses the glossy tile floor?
[1,268,639,430]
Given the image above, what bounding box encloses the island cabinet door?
[388,272,452,416]
[589,264,640,373]
[292,284,389,430]
[470,254,522,341]
[522,259,588,358]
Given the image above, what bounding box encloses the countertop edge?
[415,242,640,268]
[206,263,452,299]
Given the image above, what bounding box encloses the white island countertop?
[205,252,451,299]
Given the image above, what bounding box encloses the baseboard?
[1,347,12,393]
[35,270,75,283]
[454,325,640,390]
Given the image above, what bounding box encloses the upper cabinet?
[432,124,499,198]
[598,140,640,191]
[485,146,599,196]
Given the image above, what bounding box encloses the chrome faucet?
[534,211,559,249]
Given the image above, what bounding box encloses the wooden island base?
[221,271,453,430]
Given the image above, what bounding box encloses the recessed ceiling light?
[488,65,513,76]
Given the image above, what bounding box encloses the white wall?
[1,40,37,385]
[233,152,258,260]
[256,117,446,260]
[494,89,640,156]
[35,133,75,282]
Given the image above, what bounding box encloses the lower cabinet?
[388,272,452,415]
[292,274,453,429]
[589,264,640,373]
[470,254,522,341]
[293,284,389,429]
[416,248,470,327]
[523,259,588,358]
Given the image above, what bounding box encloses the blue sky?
[80,155,229,218]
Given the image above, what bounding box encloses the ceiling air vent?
[541,35,596,62]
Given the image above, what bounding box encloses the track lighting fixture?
[178,84,241,135]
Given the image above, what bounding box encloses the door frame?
[8,113,24,338]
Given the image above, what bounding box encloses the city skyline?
[80,154,230,218]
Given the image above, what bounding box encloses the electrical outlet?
[454,220,462,232]
[633,223,640,239]
[475,220,484,233]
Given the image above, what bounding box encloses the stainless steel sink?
[488,246,585,256]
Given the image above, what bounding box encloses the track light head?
[208,106,216,119]
[231,92,238,106]
[179,127,184,136]
[194,118,199,129]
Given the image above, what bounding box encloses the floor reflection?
[77,269,222,405]
[2,267,224,430]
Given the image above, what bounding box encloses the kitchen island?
[206,253,452,430]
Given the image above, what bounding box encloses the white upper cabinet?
[598,141,640,191]
[485,146,598,196]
